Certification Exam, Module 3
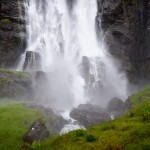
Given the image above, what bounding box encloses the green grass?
[0,69,30,78]
[0,84,150,150]
[36,85,150,150]
[0,99,43,150]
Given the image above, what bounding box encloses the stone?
[29,104,68,135]
[23,51,41,71]
[70,103,110,128]
[23,119,50,143]
[97,0,150,85]
[106,97,131,119]
[0,0,26,68]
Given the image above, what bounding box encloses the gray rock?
[0,0,26,68]
[28,104,68,135]
[0,70,32,99]
[97,0,150,85]
[106,97,131,119]
[70,103,110,128]
[23,51,41,71]
[23,119,50,143]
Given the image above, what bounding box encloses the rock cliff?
[0,0,26,68]
[97,0,150,85]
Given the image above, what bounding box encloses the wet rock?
[23,51,41,71]
[28,104,68,135]
[0,0,26,68]
[97,0,150,84]
[0,69,32,99]
[81,56,105,103]
[23,119,50,143]
[106,97,131,119]
[70,103,110,128]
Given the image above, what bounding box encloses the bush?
[75,129,85,137]
[30,141,40,150]
[85,134,97,142]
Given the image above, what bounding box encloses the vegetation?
[0,84,150,150]
[37,85,150,150]
[0,69,30,78]
[1,18,11,23]
[0,99,43,150]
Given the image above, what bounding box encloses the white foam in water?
[20,0,128,114]
[60,124,85,135]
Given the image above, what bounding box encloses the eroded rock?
[23,119,50,143]
[70,103,110,127]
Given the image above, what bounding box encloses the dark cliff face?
[97,0,150,85]
[0,0,26,68]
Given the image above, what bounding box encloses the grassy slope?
[0,85,149,150]
[0,99,43,150]
[39,86,150,150]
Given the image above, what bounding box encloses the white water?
[20,0,128,110]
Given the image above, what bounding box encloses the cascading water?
[21,0,128,112]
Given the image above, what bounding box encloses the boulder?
[23,119,50,143]
[28,104,68,135]
[70,103,110,127]
[106,97,131,119]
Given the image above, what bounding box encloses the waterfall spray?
[20,0,128,111]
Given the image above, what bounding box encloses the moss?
[0,76,12,84]
[1,18,11,23]
[0,69,30,78]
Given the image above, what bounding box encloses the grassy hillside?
[0,85,150,150]
[0,99,43,150]
[38,86,150,150]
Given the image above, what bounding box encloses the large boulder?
[97,0,150,84]
[28,104,68,135]
[106,97,132,119]
[70,103,110,127]
[23,119,50,143]
[0,0,26,68]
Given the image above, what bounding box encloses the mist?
[18,0,129,112]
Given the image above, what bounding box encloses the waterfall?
[21,0,128,110]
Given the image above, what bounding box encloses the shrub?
[85,134,97,142]
[75,129,85,137]
[30,141,40,150]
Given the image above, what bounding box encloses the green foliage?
[75,129,86,137]
[30,141,41,150]
[38,85,150,150]
[0,76,12,84]
[0,84,150,150]
[39,118,45,125]
[85,134,97,142]
[1,18,11,23]
[0,101,43,150]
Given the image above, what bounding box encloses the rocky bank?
[97,0,150,84]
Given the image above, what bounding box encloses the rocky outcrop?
[24,51,41,71]
[0,69,31,99]
[0,0,26,68]
[106,97,131,118]
[29,104,68,135]
[23,119,50,143]
[97,0,150,84]
[70,103,110,127]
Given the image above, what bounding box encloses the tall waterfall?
[21,0,128,110]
